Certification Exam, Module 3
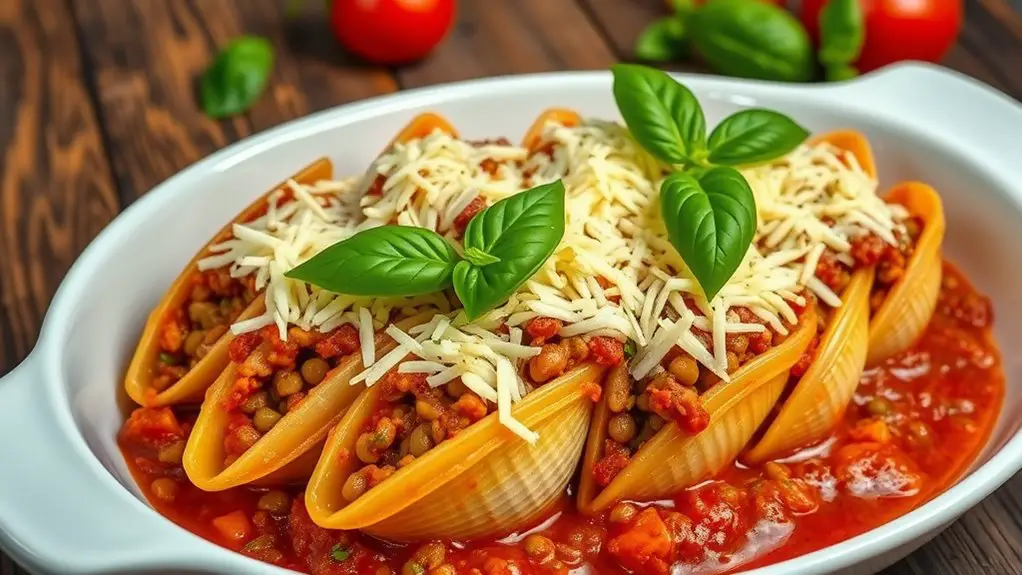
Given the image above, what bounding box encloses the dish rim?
[2,62,1022,575]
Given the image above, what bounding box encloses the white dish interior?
[2,63,1022,575]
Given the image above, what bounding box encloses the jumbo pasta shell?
[743,268,873,464]
[305,363,605,541]
[579,307,817,514]
[124,158,333,407]
[522,108,582,151]
[809,129,877,178]
[183,314,433,491]
[867,182,945,366]
[390,112,459,148]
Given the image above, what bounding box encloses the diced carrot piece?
[212,510,253,545]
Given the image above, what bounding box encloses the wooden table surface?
[2,0,1022,574]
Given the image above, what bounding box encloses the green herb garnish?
[611,64,808,299]
[624,339,637,359]
[288,181,566,321]
[454,181,565,319]
[706,109,809,166]
[200,36,274,118]
[330,544,350,562]
[287,226,459,297]
[159,352,180,365]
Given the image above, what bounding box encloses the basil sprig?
[660,168,758,300]
[612,64,808,299]
[287,181,566,321]
[455,181,566,319]
[707,109,809,166]
[287,226,459,297]
[613,64,706,165]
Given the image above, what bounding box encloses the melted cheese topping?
[195,122,904,444]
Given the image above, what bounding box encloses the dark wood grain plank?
[397,0,616,87]
[961,0,1022,98]
[0,0,119,378]
[1,553,17,575]
[69,0,397,202]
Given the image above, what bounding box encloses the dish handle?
[836,62,1022,179]
[0,353,227,574]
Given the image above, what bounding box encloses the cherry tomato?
[801,0,962,72]
[330,0,456,65]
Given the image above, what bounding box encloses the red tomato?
[330,0,456,65]
[801,0,962,72]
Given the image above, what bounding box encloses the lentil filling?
[154,269,258,391]
[591,303,800,488]
[221,323,361,466]
[340,323,626,503]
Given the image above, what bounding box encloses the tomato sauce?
[119,263,1003,574]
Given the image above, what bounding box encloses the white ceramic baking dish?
[1,62,1021,575]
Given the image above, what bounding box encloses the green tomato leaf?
[200,35,275,118]
[818,0,865,67]
[659,167,757,300]
[611,64,707,165]
[689,0,814,83]
[707,109,809,165]
[825,63,860,82]
[454,181,566,320]
[634,17,688,63]
[286,226,459,296]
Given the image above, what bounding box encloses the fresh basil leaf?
[825,63,860,82]
[818,0,864,67]
[454,181,566,320]
[611,64,707,165]
[286,226,459,296]
[659,167,757,300]
[634,17,688,63]
[200,35,274,118]
[463,247,501,266]
[689,0,814,83]
[707,109,809,165]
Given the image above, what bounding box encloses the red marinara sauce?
[118,263,1003,575]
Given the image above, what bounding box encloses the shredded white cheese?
[196,120,906,444]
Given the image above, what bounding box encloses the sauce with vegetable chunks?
[119,263,1002,574]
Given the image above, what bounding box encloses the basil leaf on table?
[454,181,566,320]
[659,167,757,300]
[708,109,809,165]
[286,226,460,296]
[818,0,865,67]
[611,64,707,165]
[200,35,275,118]
[634,17,688,63]
[689,0,814,83]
